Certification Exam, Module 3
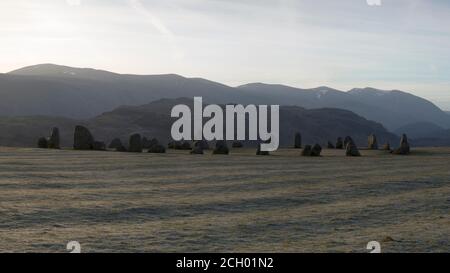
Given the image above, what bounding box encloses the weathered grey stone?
[294,133,302,149]
[392,134,410,155]
[346,137,361,157]
[93,141,106,151]
[301,145,312,156]
[109,138,127,151]
[213,140,229,155]
[128,133,142,153]
[148,144,166,153]
[336,137,344,149]
[108,138,122,149]
[344,136,352,149]
[142,137,159,149]
[73,125,94,150]
[37,137,48,149]
[310,144,322,156]
[191,141,204,154]
[168,140,191,150]
[368,134,378,150]
[47,127,60,149]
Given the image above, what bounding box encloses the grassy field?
[0,146,448,253]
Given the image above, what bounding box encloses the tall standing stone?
[128,133,143,153]
[392,134,410,155]
[368,134,378,150]
[47,127,60,149]
[294,133,302,149]
[73,125,94,150]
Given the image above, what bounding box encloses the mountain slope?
[2,64,450,131]
[238,84,450,130]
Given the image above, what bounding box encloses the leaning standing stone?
[392,134,410,155]
[73,125,94,150]
[346,137,361,157]
[128,133,143,153]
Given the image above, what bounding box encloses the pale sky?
[1,0,450,109]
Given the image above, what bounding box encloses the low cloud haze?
[1,0,449,109]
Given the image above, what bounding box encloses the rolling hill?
[0,98,398,148]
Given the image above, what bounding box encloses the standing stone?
[93,141,106,151]
[191,141,204,154]
[346,137,361,157]
[256,143,270,155]
[47,127,60,149]
[301,145,312,156]
[294,133,302,149]
[73,125,94,150]
[310,144,322,156]
[327,141,335,149]
[368,134,378,150]
[382,143,391,151]
[344,136,352,149]
[128,133,143,153]
[37,137,48,149]
[142,137,150,149]
[336,137,344,149]
[109,138,127,152]
[109,138,122,149]
[232,141,243,148]
[168,141,177,149]
[180,141,192,150]
[392,134,410,155]
[213,140,229,155]
[148,143,166,153]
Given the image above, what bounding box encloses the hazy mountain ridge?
[0,98,399,148]
[2,64,450,131]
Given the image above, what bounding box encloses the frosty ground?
[0,147,448,252]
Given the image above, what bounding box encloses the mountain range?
[2,64,450,132]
